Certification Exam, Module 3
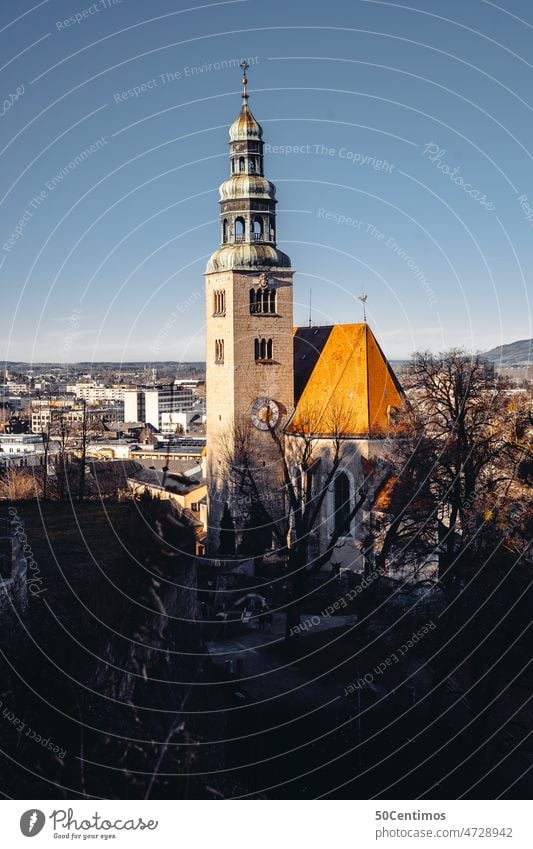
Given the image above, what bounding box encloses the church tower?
[205,63,294,552]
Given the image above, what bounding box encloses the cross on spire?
[240,60,249,100]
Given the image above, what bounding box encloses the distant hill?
[484,339,532,367]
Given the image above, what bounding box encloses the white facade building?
[0,433,51,468]
[67,383,129,403]
[124,381,202,430]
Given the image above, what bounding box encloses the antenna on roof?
[308,289,312,328]
[358,287,368,323]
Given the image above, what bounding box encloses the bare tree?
[75,400,89,502]
[40,389,54,500]
[222,402,373,638]
[51,412,72,501]
[365,419,440,580]
[383,350,531,585]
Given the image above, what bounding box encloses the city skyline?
[1,0,532,362]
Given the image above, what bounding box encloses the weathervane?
[358,289,368,322]
[240,60,249,100]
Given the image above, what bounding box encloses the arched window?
[239,157,245,172]
[231,159,235,173]
[254,338,274,361]
[222,219,228,243]
[333,472,351,535]
[215,339,224,363]
[252,217,263,241]
[213,290,225,315]
[250,286,277,314]
[235,217,245,242]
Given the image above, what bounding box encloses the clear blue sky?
[1,0,532,363]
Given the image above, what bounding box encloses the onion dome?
[206,243,292,274]
[219,175,276,202]
[205,61,292,275]
[229,102,263,142]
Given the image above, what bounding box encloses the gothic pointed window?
[262,289,269,313]
[239,157,245,172]
[250,288,257,313]
[254,338,260,360]
[260,338,266,359]
[222,219,228,243]
[269,289,276,313]
[266,338,273,359]
[215,339,224,363]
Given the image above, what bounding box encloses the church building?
[204,64,404,571]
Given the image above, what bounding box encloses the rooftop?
[290,323,405,437]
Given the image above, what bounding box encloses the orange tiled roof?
[289,323,405,437]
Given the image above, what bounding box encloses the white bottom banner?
[0,800,530,847]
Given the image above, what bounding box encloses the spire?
[229,61,262,142]
[240,59,249,102]
[205,64,292,274]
